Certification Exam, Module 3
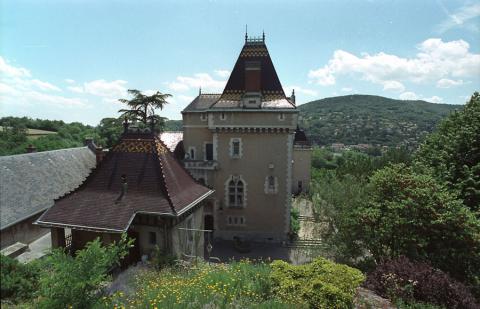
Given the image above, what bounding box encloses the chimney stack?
[26,144,37,153]
[245,61,261,92]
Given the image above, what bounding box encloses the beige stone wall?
[183,109,299,243]
[208,111,297,129]
[170,206,204,259]
[292,147,312,194]
[133,224,167,257]
[183,127,212,161]
[212,131,292,241]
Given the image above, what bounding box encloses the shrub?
[150,245,176,270]
[290,207,300,237]
[365,256,478,309]
[37,234,132,309]
[0,254,40,302]
[270,257,365,308]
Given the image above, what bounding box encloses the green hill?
[298,94,460,148]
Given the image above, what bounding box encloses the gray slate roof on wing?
[183,94,221,111]
[0,147,96,230]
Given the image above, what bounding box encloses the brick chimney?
[84,138,105,165]
[26,144,37,153]
[245,60,261,92]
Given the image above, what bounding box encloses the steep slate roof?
[36,132,213,232]
[0,147,96,230]
[182,37,295,112]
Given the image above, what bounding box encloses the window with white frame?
[229,138,242,158]
[200,113,207,121]
[264,175,278,194]
[278,113,285,121]
[228,178,244,207]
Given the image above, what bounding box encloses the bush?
[37,234,132,309]
[290,207,300,237]
[270,257,365,308]
[365,256,478,309]
[0,254,40,302]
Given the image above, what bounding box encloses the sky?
[1,0,479,125]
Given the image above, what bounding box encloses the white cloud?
[214,70,231,78]
[436,3,480,33]
[0,56,31,78]
[308,38,480,89]
[382,80,405,92]
[424,96,443,103]
[30,79,61,92]
[177,95,194,103]
[83,79,128,98]
[24,91,88,108]
[399,92,419,100]
[65,79,75,84]
[341,87,353,92]
[166,73,226,93]
[67,86,84,93]
[436,78,463,88]
[0,82,20,96]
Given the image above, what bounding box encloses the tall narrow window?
[230,138,242,158]
[190,148,195,160]
[228,179,244,207]
[268,176,275,190]
[205,143,213,160]
[233,141,240,156]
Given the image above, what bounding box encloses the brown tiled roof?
[36,133,212,232]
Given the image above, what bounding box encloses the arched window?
[228,179,244,207]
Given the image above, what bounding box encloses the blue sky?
[1,0,479,125]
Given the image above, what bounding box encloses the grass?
[99,260,305,309]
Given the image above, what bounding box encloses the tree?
[357,164,480,291]
[37,234,132,309]
[118,89,171,130]
[415,92,480,212]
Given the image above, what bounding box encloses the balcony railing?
[184,160,218,170]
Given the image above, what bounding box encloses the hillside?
[298,95,460,148]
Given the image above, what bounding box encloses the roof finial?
[262,30,265,42]
[245,24,248,42]
[199,87,202,96]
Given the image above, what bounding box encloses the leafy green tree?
[415,92,480,212]
[0,254,41,302]
[358,164,480,291]
[97,117,124,148]
[37,234,132,309]
[118,89,171,129]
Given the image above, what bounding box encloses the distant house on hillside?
[0,145,97,249]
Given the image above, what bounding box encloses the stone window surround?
[229,137,243,158]
[225,175,247,208]
[264,175,278,194]
[187,146,197,160]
